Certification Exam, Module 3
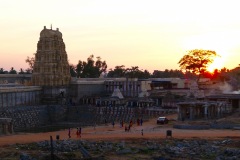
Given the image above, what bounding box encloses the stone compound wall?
[0,74,31,85]
[0,84,69,132]
[0,105,67,132]
[0,106,48,131]
[0,86,42,108]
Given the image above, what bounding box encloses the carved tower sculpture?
[32,26,71,86]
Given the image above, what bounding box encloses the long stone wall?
[0,106,47,131]
[0,74,31,85]
[0,105,68,132]
[0,86,42,108]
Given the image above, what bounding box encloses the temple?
[32,26,70,86]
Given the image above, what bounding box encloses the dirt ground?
[0,114,239,147]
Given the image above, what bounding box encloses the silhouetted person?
[68,128,71,138]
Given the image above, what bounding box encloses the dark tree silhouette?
[152,69,184,78]
[19,68,25,74]
[9,67,17,74]
[0,68,5,74]
[25,56,35,73]
[69,64,77,77]
[125,66,151,79]
[178,49,219,82]
[107,65,126,78]
[76,55,107,78]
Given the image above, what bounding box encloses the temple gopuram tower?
[32,26,71,103]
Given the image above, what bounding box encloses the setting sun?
[207,56,225,73]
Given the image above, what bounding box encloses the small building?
[177,101,231,121]
[206,93,240,111]
[105,78,151,98]
[0,118,13,135]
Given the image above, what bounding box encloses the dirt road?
[0,116,239,146]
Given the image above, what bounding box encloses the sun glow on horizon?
[181,31,240,72]
[207,56,225,73]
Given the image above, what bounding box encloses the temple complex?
[177,101,231,121]
[1,26,240,133]
[32,26,70,86]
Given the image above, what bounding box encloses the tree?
[76,55,107,78]
[107,65,126,77]
[125,66,151,79]
[178,49,219,82]
[152,69,184,78]
[19,68,25,74]
[0,68,4,74]
[69,64,77,77]
[25,68,32,74]
[125,66,140,78]
[25,56,35,73]
[9,67,17,74]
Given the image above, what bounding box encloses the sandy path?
[0,117,239,146]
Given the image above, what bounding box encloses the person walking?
[76,128,79,138]
[79,127,82,138]
[130,120,133,128]
[68,128,71,138]
[104,118,107,125]
[125,125,128,132]
[140,118,143,126]
[137,118,140,126]
[112,120,115,128]
[128,124,131,132]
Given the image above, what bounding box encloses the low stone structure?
[0,86,42,108]
[177,101,231,121]
[0,74,31,85]
[0,118,13,134]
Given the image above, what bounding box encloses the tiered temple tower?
[32,26,71,104]
[32,26,70,86]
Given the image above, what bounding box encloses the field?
[0,114,239,159]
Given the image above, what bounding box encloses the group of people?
[137,118,143,126]
[124,118,143,132]
[68,127,82,138]
[67,118,144,138]
[125,120,133,132]
[110,118,143,131]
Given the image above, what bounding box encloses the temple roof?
[111,88,124,99]
[40,26,62,38]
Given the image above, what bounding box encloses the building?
[32,26,70,87]
[177,101,231,121]
[104,78,151,97]
[31,26,71,103]
[1,26,239,133]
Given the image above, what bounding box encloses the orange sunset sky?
[1,0,240,73]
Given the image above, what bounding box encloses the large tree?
[107,65,126,78]
[0,68,5,74]
[69,64,77,77]
[19,68,25,74]
[76,55,107,78]
[25,56,35,73]
[178,49,219,82]
[125,66,151,79]
[9,67,17,74]
[152,69,184,78]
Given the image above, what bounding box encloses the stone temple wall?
[0,106,47,132]
[0,105,67,132]
[0,86,42,108]
[0,74,31,85]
